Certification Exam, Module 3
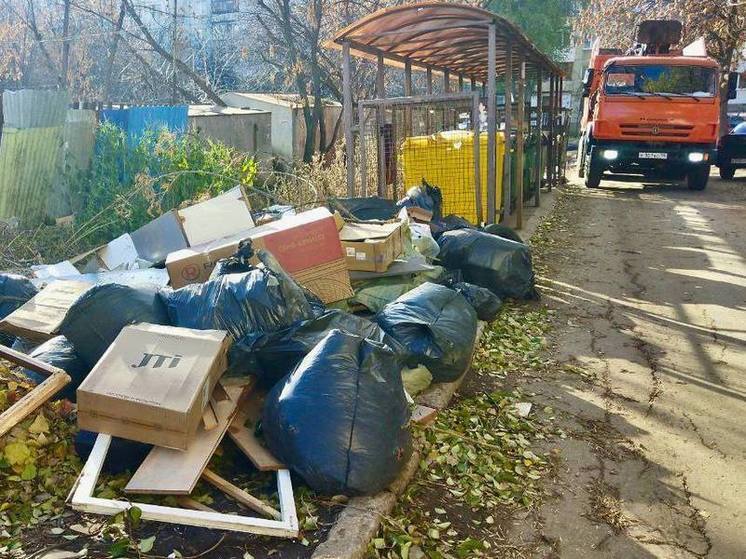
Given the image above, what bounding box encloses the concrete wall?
[221,93,294,159]
[221,92,342,161]
[188,111,272,161]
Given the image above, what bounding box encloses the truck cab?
[578,21,732,191]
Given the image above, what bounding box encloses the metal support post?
[501,38,513,223]
[472,93,483,224]
[342,42,354,196]
[547,74,555,192]
[486,23,497,223]
[515,56,525,230]
[404,60,413,136]
[376,53,386,197]
[534,68,543,207]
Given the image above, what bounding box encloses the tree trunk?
[122,0,225,106]
[102,1,126,104]
[61,0,71,88]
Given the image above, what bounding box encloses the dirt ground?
[505,170,746,558]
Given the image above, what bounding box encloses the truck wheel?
[687,166,710,191]
[719,165,736,180]
[585,154,602,188]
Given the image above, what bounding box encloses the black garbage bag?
[329,197,398,221]
[0,273,38,347]
[430,214,475,239]
[21,336,90,401]
[437,229,537,300]
[160,250,313,342]
[262,329,411,495]
[482,223,524,244]
[396,180,443,221]
[228,309,400,386]
[74,430,151,474]
[60,283,170,367]
[452,282,502,322]
[209,239,255,278]
[212,241,326,317]
[375,282,477,383]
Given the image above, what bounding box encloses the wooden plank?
[0,371,70,438]
[176,496,217,513]
[202,468,281,520]
[202,401,218,431]
[228,389,285,472]
[0,344,65,378]
[124,381,245,495]
[71,433,299,538]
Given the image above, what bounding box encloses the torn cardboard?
[339,220,405,273]
[130,209,188,264]
[178,186,254,246]
[31,261,80,280]
[76,323,231,450]
[0,280,90,342]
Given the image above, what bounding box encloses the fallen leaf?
[28,414,50,434]
[138,536,156,553]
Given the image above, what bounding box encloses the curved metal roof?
[328,2,562,81]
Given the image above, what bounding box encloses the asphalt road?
[517,170,746,558]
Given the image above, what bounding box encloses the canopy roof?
[328,2,562,82]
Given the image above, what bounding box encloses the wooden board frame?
[71,434,299,538]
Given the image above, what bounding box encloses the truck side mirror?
[728,72,739,100]
[582,68,594,97]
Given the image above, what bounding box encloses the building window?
[212,0,238,15]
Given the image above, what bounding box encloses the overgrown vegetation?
[67,123,257,247]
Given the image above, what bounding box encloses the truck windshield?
[604,64,716,97]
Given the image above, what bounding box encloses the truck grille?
[619,123,693,138]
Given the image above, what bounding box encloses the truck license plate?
[732,158,746,164]
[639,152,668,160]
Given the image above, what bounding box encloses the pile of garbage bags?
[1,178,540,499]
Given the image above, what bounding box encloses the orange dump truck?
[578,20,737,191]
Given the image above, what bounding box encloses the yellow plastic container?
[400,130,504,224]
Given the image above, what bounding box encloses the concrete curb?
[311,190,560,559]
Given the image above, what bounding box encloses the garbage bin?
[401,130,505,224]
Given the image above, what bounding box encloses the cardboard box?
[339,221,405,272]
[178,186,254,246]
[166,207,353,303]
[0,280,90,342]
[77,324,230,450]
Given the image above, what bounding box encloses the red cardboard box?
[166,208,353,303]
